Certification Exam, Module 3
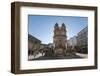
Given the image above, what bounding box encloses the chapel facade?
[53,23,67,56]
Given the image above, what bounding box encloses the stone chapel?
[53,23,67,56]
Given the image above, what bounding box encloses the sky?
[28,15,88,44]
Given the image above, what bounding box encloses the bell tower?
[53,23,67,57]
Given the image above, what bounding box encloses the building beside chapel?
[28,34,41,56]
[67,36,77,48]
[76,26,88,53]
[53,23,67,56]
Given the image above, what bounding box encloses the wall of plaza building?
[77,26,88,53]
[28,34,54,57]
[28,34,41,55]
[67,26,88,54]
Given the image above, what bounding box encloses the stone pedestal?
[54,48,66,57]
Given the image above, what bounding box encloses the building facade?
[67,36,77,48]
[28,34,41,56]
[53,23,67,56]
[77,26,88,53]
